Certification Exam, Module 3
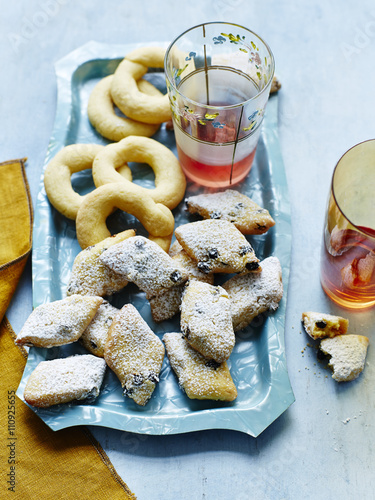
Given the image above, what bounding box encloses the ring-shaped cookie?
[92,136,186,210]
[44,144,132,220]
[75,182,175,249]
[87,75,162,142]
[111,47,171,124]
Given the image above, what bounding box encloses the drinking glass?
[320,139,375,309]
[164,22,275,187]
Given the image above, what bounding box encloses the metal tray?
[17,41,294,437]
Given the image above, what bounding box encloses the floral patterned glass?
[164,22,275,187]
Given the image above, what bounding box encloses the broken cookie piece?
[320,334,369,382]
[163,332,237,401]
[185,189,275,235]
[302,311,348,340]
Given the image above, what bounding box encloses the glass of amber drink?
[320,139,375,309]
[164,22,275,187]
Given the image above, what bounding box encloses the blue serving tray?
[17,41,294,437]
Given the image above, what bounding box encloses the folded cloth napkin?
[0,159,136,499]
[0,158,32,324]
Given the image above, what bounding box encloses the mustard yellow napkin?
[0,159,136,499]
[0,158,32,323]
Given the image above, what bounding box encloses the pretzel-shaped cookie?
[75,182,175,249]
[111,46,171,124]
[88,75,162,142]
[92,135,186,210]
[44,144,132,220]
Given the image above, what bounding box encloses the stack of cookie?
[19,189,284,407]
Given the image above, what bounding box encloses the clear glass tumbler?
[320,139,375,309]
[164,22,275,188]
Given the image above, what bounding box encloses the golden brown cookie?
[180,280,235,363]
[43,143,131,220]
[185,189,275,235]
[92,135,186,210]
[75,183,175,250]
[67,230,135,297]
[100,236,189,299]
[87,75,161,141]
[163,332,237,401]
[80,301,119,357]
[104,304,165,406]
[174,219,260,274]
[15,295,103,348]
[301,311,349,340]
[110,46,171,124]
[24,354,107,408]
[320,334,369,382]
[222,256,283,331]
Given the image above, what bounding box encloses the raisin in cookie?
[66,230,135,297]
[163,332,237,401]
[149,240,214,323]
[15,295,103,348]
[180,281,235,363]
[100,235,189,299]
[80,301,119,357]
[174,219,259,274]
[104,304,165,406]
[185,189,275,235]
[24,354,107,407]
[320,334,369,382]
[301,311,349,340]
[222,256,283,331]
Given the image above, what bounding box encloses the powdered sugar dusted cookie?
[24,354,107,407]
[163,332,237,401]
[80,301,119,357]
[149,240,214,323]
[222,256,283,331]
[149,285,184,323]
[302,311,349,340]
[66,230,135,297]
[100,235,189,299]
[174,219,260,274]
[185,189,275,235]
[15,295,103,348]
[320,334,369,382]
[180,280,235,363]
[104,304,165,405]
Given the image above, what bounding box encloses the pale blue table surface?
[1,1,375,499]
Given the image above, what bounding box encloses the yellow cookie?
[15,295,103,348]
[185,189,275,235]
[175,219,260,274]
[88,75,161,141]
[24,355,107,407]
[223,256,283,331]
[104,304,165,406]
[163,332,237,402]
[67,230,135,297]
